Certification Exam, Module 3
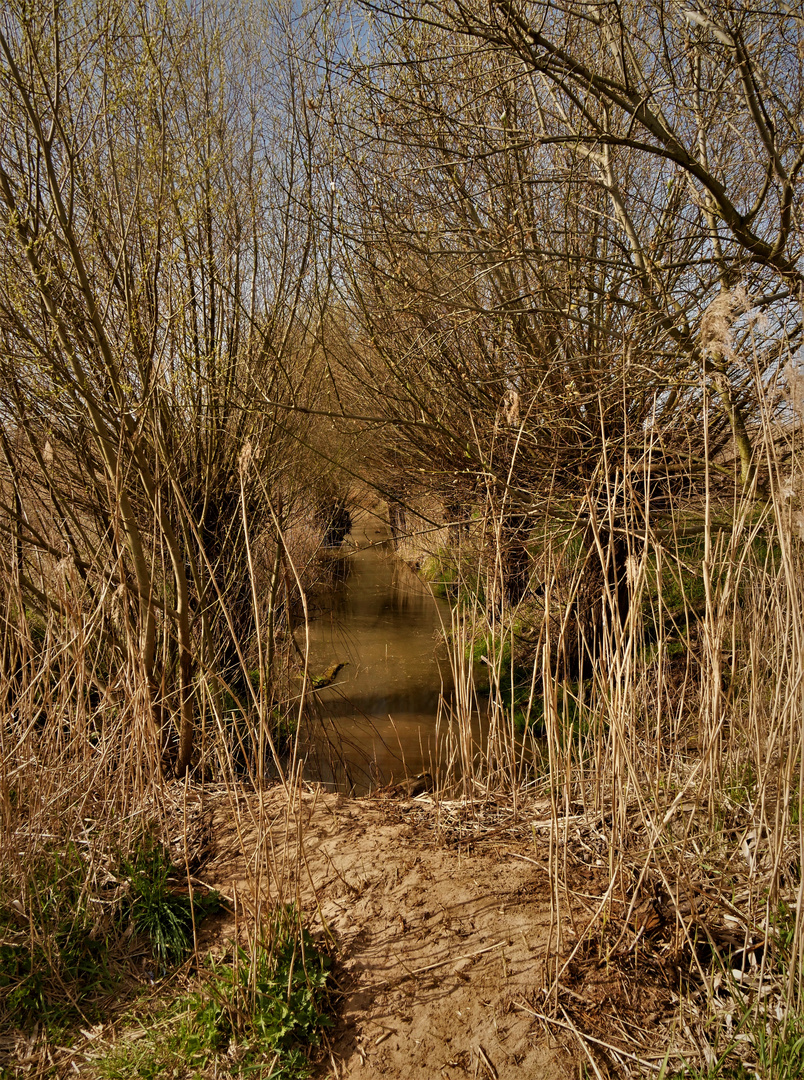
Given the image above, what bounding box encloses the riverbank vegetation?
[1,0,804,1074]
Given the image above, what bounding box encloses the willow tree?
[351,0,804,486]
[315,1,801,647]
[313,16,715,667]
[0,0,325,775]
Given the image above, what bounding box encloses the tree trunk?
[562,525,630,680]
[388,499,406,549]
[500,511,530,606]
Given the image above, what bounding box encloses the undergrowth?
[124,842,222,965]
[665,1011,804,1080]
[662,902,804,1080]
[0,838,221,1034]
[98,908,331,1080]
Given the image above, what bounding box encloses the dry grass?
[0,517,336,1076]
[3,391,804,1077]
[404,406,804,1074]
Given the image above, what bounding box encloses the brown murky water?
[298,513,457,792]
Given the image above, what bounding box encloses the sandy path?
[202,787,574,1079]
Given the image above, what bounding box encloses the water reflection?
[298,515,455,792]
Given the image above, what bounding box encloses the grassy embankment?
[0,702,333,1078]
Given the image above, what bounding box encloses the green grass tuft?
[0,837,221,1033]
[99,906,331,1079]
[124,842,222,965]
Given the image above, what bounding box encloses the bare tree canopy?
[323,0,802,515]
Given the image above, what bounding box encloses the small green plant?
[0,837,221,1035]
[723,762,757,809]
[667,1012,804,1079]
[0,843,116,1028]
[270,706,300,756]
[517,683,593,742]
[422,550,459,599]
[0,941,46,1023]
[100,907,331,1079]
[124,842,221,964]
[663,902,804,1080]
[221,670,299,768]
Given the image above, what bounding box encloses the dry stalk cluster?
[365,362,804,1073]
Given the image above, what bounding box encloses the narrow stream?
[298,512,458,792]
